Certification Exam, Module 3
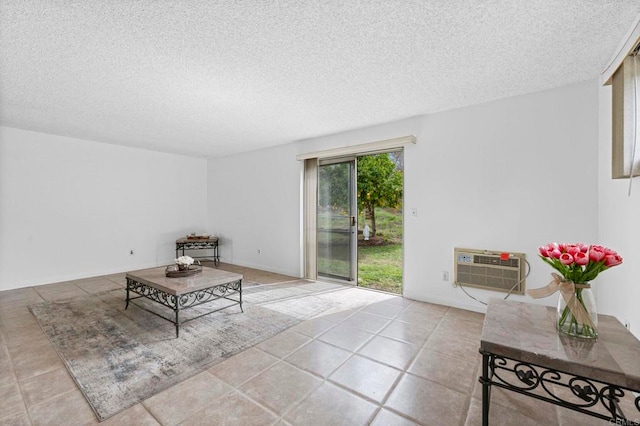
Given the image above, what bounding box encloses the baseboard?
[219,258,301,279]
[406,293,488,314]
[1,261,163,291]
[403,291,556,315]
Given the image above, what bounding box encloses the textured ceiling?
[1,1,639,158]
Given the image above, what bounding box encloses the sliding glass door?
[317,158,357,282]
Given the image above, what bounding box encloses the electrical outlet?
[257,249,261,254]
[442,271,449,281]
[129,249,135,256]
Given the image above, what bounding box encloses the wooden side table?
[480,299,640,425]
[175,237,219,266]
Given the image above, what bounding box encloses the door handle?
[350,216,356,226]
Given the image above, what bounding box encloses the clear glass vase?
[557,286,598,339]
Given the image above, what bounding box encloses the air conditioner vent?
[474,255,519,268]
[454,248,526,294]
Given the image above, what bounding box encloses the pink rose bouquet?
[538,242,623,283]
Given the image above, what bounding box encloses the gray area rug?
[29,280,391,421]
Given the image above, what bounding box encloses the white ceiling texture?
[1,1,639,158]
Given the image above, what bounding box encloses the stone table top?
[126,266,242,296]
[481,298,640,391]
[176,237,219,243]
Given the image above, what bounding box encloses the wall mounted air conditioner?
[454,248,526,294]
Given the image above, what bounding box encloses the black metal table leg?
[174,303,180,338]
[481,352,491,426]
[125,279,130,309]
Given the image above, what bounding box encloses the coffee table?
[125,266,243,337]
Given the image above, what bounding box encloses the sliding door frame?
[300,135,416,281]
[316,156,357,282]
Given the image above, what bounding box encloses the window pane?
[612,54,640,178]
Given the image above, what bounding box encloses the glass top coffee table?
[125,266,243,337]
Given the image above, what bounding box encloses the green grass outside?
[357,207,403,294]
[316,206,403,293]
[360,207,403,244]
[357,244,402,293]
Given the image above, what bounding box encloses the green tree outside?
[317,153,404,293]
[357,153,403,237]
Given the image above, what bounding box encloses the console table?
[480,299,640,425]
[176,237,219,265]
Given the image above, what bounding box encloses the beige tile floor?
[0,266,616,425]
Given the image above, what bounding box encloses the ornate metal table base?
[125,277,242,338]
[480,351,640,425]
[176,238,220,266]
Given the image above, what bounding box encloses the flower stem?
[558,287,596,338]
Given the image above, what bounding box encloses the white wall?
[404,80,599,310]
[207,80,600,311]
[207,143,302,276]
[1,79,611,316]
[0,127,208,290]
[596,85,640,339]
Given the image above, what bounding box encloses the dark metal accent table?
[176,237,219,266]
[125,266,243,337]
[480,299,640,425]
